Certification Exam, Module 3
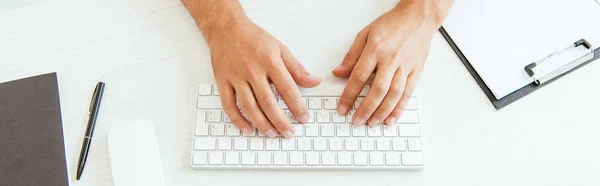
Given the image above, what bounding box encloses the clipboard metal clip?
[524,39,595,85]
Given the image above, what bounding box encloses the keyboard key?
[408,139,423,151]
[273,153,288,166]
[195,110,208,136]
[392,139,407,151]
[197,96,223,109]
[297,139,312,151]
[352,125,366,137]
[329,139,344,151]
[397,110,419,123]
[207,110,222,123]
[360,139,375,151]
[308,97,323,109]
[367,126,382,136]
[347,110,355,123]
[320,125,334,137]
[226,124,240,136]
[243,128,256,137]
[399,124,421,137]
[225,152,240,165]
[284,110,299,123]
[322,152,336,166]
[192,152,207,165]
[323,97,337,110]
[337,153,352,166]
[266,138,280,151]
[241,152,256,165]
[335,125,350,137]
[305,125,319,137]
[376,139,391,151]
[290,152,304,166]
[345,139,359,151]
[209,152,223,165]
[306,152,320,166]
[210,124,225,136]
[223,113,231,123]
[258,153,272,165]
[385,153,401,166]
[369,153,384,166]
[250,138,264,151]
[353,152,368,166]
[359,85,370,96]
[194,138,216,150]
[212,85,220,96]
[383,125,398,137]
[234,138,248,150]
[293,125,303,137]
[317,111,330,123]
[313,139,327,151]
[217,138,232,150]
[402,152,424,166]
[198,84,212,96]
[308,111,316,123]
[332,112,346,123]
[406,98,418,110]
[354,97,364,110]
[281,139,296,151]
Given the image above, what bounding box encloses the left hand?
[332,3,439,126]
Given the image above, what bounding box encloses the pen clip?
[89,84,99,112]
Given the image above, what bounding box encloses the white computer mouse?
[108,118,165,186]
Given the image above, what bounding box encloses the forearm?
[181,0,249,43]
[395,0,454,29]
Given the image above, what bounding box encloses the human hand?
[208,21,321,139]
[332,2,441,126]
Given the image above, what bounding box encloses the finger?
[368,69,407,126]
[251,78,294,139]
[385,70,420,125]
[336,50,377,117]
[218,82,252,134]
[235,82,277,138]
[269,64,310,124]
[354,63,396,126]
[280,46,321,88]
[332,30,368,78]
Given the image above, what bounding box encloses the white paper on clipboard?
[443,0,600,99]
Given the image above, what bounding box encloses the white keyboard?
[191,84,424,170]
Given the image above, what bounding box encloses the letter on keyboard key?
[317,111,330,123]
[217,138,232,150]
[402,152,424,166]
[337,153,352,166]
[195,111,208,136]
[284,110,299,123]
[309,111,316,123]
[352,126,366,137]
[207,110,222,123]
[313,139,327,151]
[408,139,423,151]
[392,139,407,151]
[234,138,248,150]
[332,111,346,123]
[225,152,240,165]
[193,152,207,165]
[297,139,312,151]
[306,152,320,166]
[250,138,264,151]
[320,125,334,137]
[360,139,375,151]
[212,85,220,96]
[198,84,212,96]
[383,125,398,137]
[293,125,304,137]
[385,153,401,166]
[241,152,256,165]
[266,138,280,151]
[273,153,288,166]
[210,124,225,136]
[367,126,382,136]
[290,152,304,166]
[323,97,337,110]
[194,138,216,150]
[399,124,421,137]
[308,97,322,109]
[305,125,319,137]
[369,153,384,166]
[376,139,391,151]
[322,152,336,166]
[226,124,240,136]
[353,152,368,166]
[345,139,359,151]
[281,139,296,151]
[397,110,419,123]
[335,125,350,137]
[197,96,223,109]
[329,139,344,151]
[258,153,272,165]
[209,152,223,165]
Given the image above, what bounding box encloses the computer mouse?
[108,118,165,186]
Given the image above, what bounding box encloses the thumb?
[332,30,368,78]
[280,46,321,88]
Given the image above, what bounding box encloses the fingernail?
[368,119,380,126]
[299,114,309,123]
[265,130,277,138]
[281,130,294,139]
[241,128,249,135]
[337,105,348,115]
[387,118,396,126]
[353,118,365,126]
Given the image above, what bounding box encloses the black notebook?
[0,73,69,186]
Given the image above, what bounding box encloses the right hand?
[206,21,321,139]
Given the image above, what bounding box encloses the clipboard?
[439,26,600,110]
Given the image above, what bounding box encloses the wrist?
[182,0,251,44]
[393,0,451,33]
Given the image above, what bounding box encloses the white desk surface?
[1,0,599,185]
